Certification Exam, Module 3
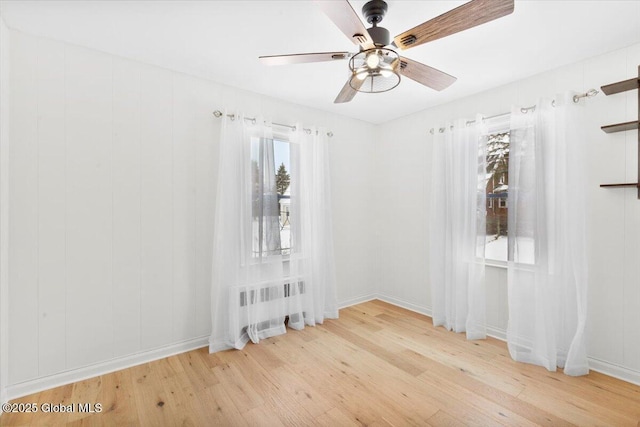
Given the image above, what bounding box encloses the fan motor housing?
[367,26,390,47]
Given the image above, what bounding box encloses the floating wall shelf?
[599,66,640,199]
[601,77,639,96]
[601,121,639,134]
[599,183,638,188]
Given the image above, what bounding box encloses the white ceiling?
[1,0,640,124]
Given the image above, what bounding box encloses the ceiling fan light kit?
[349,48,400,93]
[259,0,514,103]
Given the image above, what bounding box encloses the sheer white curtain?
[507,93,589,375]
[289,126,338,325]
[209,113,337,352]
[429,116,487,339]
[210,112,291,351]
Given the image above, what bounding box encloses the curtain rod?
[212,110,333,137]
[429,88,599,134]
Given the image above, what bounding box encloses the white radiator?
[236,280,306,308]
[228,279,306,345]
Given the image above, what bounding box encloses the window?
[485,130,509,262]
[250,137,292,258]
[274,139,291,256]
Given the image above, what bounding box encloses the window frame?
[248,131,295,263]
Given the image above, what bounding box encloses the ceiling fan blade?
[259,51,351,66]
[399,57,456,91]
[334,76,362,104]
[314,0,375,49]
[393,0,514,50]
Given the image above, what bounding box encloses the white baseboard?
[376,293,433,317]
[486,325,507,341]
[337,293,377,309]
[6,336,209,402]
[209,341,233,354]
[588,357,640,386]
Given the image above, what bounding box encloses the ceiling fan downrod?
[362,0,390,47]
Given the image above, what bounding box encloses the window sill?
[485,259,507,269]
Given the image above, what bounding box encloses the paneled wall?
[7,30,376,391]
[7,25,640,396]
[375,42,640,383]
[1,15,11,404]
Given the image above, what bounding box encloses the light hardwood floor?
[2,300,640,426]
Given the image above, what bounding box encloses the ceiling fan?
[259,0,514,103]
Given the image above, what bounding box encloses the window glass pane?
[485,131,509,261]
[250,138,261,258]
[274,139,291,256]
[250,137,282,258]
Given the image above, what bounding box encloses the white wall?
[375,42,640,384]
[6,30,375,397]
[0,14,11,405]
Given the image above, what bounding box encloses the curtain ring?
[552,99,556,107]
[230,114,235,121]
[251,118,256,125]
[327,131,334,137]
[439,127,445,133]
[429,128,434,134]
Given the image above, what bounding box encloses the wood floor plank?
[426,409,468,427]
[518,378,639,426]
[176,349,219,391]
[65,376,102,424]
[128,362,176,426]
[2,300,640,426]
[241,405,287,427]
[322,320,427,377]
[34,383,74,426]
[416,355,571,426]
[315,407,361,427]
[286,338,435,425]
[211,356,265,414]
